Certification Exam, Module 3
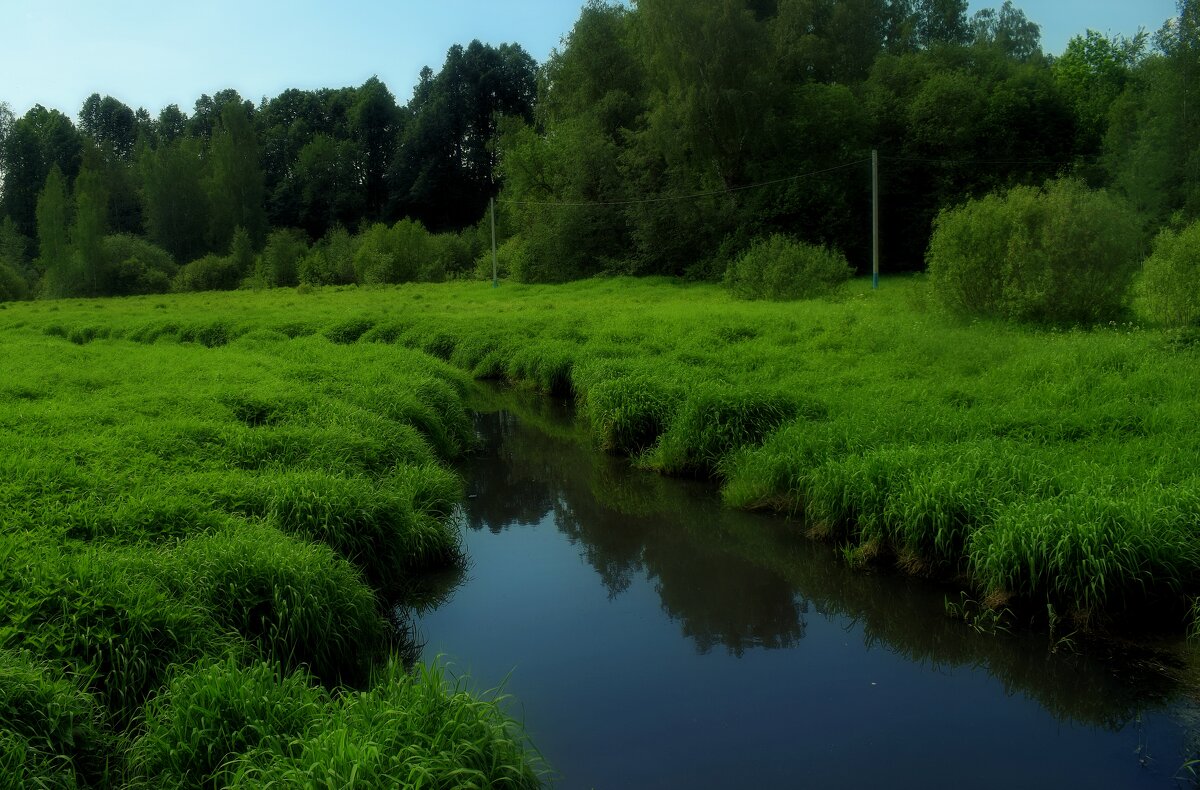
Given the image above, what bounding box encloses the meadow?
[1,274,1199,783]
[0,303,541,785]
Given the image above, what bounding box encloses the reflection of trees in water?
[461,411,556,531]
[462,392,1183,729]
[468,408,803,652]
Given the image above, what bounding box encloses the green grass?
[0,298,538,785]
[3,274,1200,782]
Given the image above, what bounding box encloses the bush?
[927,178,1141,324]
[257,229,308,288]
[174,254,241,293]
[1136,220,1200,327]
[0,261,27,302]
[354,220,430,285]
[474,235,526,282]
[723,234,853,300]
[102,234,177,295]
[299,226,357,286]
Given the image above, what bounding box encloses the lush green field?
[2,275,1199,782]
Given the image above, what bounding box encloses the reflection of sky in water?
[417,403,1194,790]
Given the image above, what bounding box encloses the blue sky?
[0,0,1181,120]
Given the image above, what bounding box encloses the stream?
[413,390,1199,789]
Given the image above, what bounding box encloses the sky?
[0,0,1182,121]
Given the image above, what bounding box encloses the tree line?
[1,0,1198,300]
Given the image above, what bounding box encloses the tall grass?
[0,304,530,783]
[5,272,1200,782]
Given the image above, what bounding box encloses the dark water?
[414,390,1200,789]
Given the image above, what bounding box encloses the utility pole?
[872,150,879,290]
[490,197,498,288]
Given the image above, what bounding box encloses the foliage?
[174,254,241,292]
[724,234,853,301]
[0,261,27,302]
[257,228,307,288]
[927,178,1141,324]
[1136,219,1200,327]
[101,234,176,295]
[353,219,430,284]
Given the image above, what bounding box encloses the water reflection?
[458,387,1180,730]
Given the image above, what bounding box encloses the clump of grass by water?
[228,660,544,788]
[161,524,390,684]
[128,656,327,789]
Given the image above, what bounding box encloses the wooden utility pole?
[872,150,879,290]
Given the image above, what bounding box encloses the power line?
[498,158,872,208]
[881,154,1097,167]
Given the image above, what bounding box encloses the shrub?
[354,220,430,285]
[723,234,853,301]
[174,254,241,293]
[0,261,27,302]
[299,226,357,286]
[474,235,526,282]
[1136,220,1200,327]
[102,234,177,295]
[927,178,1141,324]
[257,229,308,288]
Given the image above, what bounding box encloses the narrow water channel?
[414,390,1199,789]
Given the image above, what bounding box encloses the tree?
[349,77,401,220]
[71,163,108,295]
[1,106,82,238]
[0,101,13,198]
[207,102,267,251]
[79,94,138,160]
[1053,30,1146,155]
[141,138,209,263]
[389,41,538,230]
[155,105,188,146]
[1,121,44,238]
[291,134,365,239]
[36,165,74,297]
[970,1,1041,61]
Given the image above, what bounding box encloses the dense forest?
[0,0,1197,300]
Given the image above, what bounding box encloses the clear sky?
[0,0,1182,121]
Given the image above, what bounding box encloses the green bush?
[474,235,526,282]
[174,254,241,293]
[299,226,357,286]
[723,234,853,301]
[927,178,1141,324]
[102,234,177,296]
[1136,220,1200,327]
[354,219,431,285]
[257,229,308,288]
[0,261,27,302]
